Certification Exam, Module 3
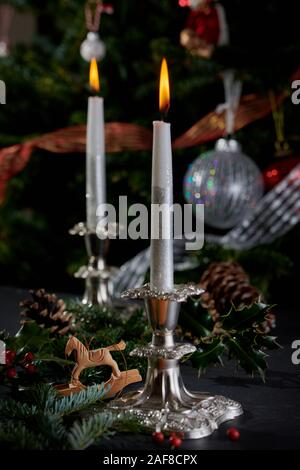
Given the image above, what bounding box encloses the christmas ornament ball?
[80,32,106,62]
[185,4,220,45]
[263,154,300,192]
[184,138,264,230]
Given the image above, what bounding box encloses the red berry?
[25,363,37,375]
[227,427,240,441]
[170,436,182,448]
[178,432,185,439]
[6,368,17,379]
[23,352,35,363]
[5,350,16,365]
[169,432,177,438]
[152,431,164,443]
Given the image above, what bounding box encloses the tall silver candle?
[150,58,174,292]
[86,58,106,232]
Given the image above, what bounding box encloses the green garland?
[0,383,144,450]
[0,301,149,449]
[0,301,150,389]
[0,295,280,386]
[0,292,281,449]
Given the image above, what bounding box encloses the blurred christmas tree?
[0,0,300,304]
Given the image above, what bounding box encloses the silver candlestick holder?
[108,283,243,439]
[69,222,118,307]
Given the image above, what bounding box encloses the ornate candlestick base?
[70,223,118,307]
[107,284,243,439]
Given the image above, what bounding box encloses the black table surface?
[1,286,300,451]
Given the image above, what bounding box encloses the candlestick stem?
[69,222,117,307]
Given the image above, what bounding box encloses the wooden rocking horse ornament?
[55,336,142,398]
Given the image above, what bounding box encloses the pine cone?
[20,289,73,336]
[200,261,260,319]
[199,261,275,331]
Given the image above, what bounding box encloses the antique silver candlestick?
[108,283,243,439]
[69,222,118,307]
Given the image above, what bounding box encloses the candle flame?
[89,58,100,92]
[159,57,170,115]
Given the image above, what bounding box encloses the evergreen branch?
[25,383,58,411]
[30,414,67,450]
[34,355,74,366]
[68,413,115,450]
[0,399,38,420]
[0,420,43,450]
[113,416,147,434]
[49,384,106,416]
[23,383,106,417]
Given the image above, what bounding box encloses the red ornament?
[179,0,213,7]
[152,431,165,443]
[6,368,17,379]
[24,363,37,375]
[5,350,16,366]
[180,1,221,59]
[169,436,183,448]
[186,6,220,45]
[179,0,191,7]
[23,352,35,363]
[101,4,114,15]
[226,427,240,441]
[263,155,300,191]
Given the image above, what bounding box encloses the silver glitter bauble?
[184,138,264,230]
[80,32,106,62]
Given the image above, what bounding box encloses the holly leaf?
[191,338,225,373]
[6,322,53,353]
[255,335,282,351]
[179,310,211,338]
[221,302,272,331]
[227,337,268,380]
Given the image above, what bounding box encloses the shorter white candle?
[86,58,106,232]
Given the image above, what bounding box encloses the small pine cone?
[199,261,275,333]
[198,261,276,334]
[199,261,260,316]
[20,288,73,336]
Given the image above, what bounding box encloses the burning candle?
[150,58,174,292]
[86,57,106,231]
